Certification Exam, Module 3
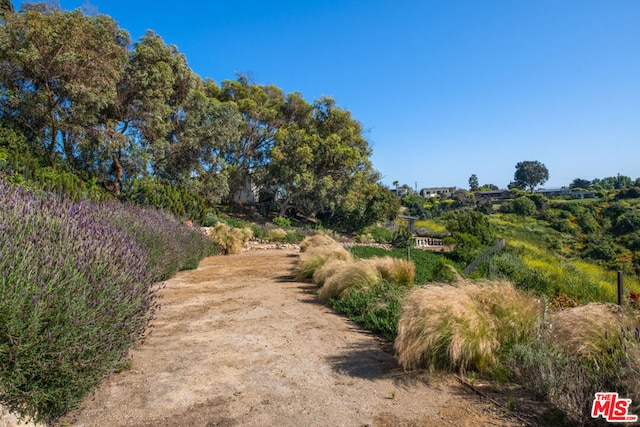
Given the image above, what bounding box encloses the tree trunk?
[111,150,123,195]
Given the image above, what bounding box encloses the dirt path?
[58,247,529,427]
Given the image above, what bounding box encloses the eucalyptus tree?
[216,76,288,203]
[268,96,378,222]
[0,4,128,168]
[84,30,200,194]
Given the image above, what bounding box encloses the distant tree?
[570,178,592,189]
[635,177,640,187]
[401,192,426,218]
[446,211,495,245]
[593,177,617,190]
[615,174,633,190]
[513,160,549,193]
[468,174,479,191]
[398,184,414,197]
[452,189,474,208]
[508,181,526,191]
[392,180,399,196]
[479,183,499,191]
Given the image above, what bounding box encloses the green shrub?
[250,223,266,239]
[512,197,536,216]
[447,211,495,245]
[203,212,223,227]
[368,226,393,244]
[445,232,483,264]
[582,237,617,261]
[283,229,305,244]
[431,258,457,283]
[331,280,409,341]
[391,228,414,248]
[122,177,207,224]
[272,216,291,228]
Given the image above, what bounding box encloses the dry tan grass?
[317,259,381,302]
[547,303,638,371]
[370,257,415,287]
[299,233,338,252]
[208,222,251,255]
[264,227,287,242]
[313,258,351,287]
[395,280,541,373]
[295,243,353,280]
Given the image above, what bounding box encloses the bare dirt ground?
[56,246,541,427]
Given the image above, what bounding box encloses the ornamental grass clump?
[505,304,640,424]
[207,222,252,255]
[547,303,640,377]
[395,280,542,373]
[0,178,213,422]
[295,238,352,280]
[312,258,351,288]
[318,259,381,302]
[299,233,338,252]
[370,257,415,287]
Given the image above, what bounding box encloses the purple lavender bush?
[0,178,215,422]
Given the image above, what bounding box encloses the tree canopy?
[468,174,479,191]
[0,3,395,230]
[513,160,549,193]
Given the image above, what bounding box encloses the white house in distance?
[420,187,456,198]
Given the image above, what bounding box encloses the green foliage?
[582,236,617,261]
[445,232,483,264]
[401,193,427,218]
[511,196,536,216]
[366,226,393,244]
[431,258,457,283]
[203,212,223,227]
[0,5,387,232]
[0,180,213,422]
[390,228,413,248]
[513,160,549,193]
[576,211,598,233]
[468,174,479,191]
[272,216,291,228]
[283,229,305,244]
[483,251,560,297]
[446,211,495,245]
[331,280,407,341]
[349,245,452,285]
[122,177,208,224]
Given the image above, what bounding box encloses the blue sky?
[13,0,640,190]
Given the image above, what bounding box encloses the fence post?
[618,271,624,306]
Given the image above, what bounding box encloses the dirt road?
[58,247,528,427]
